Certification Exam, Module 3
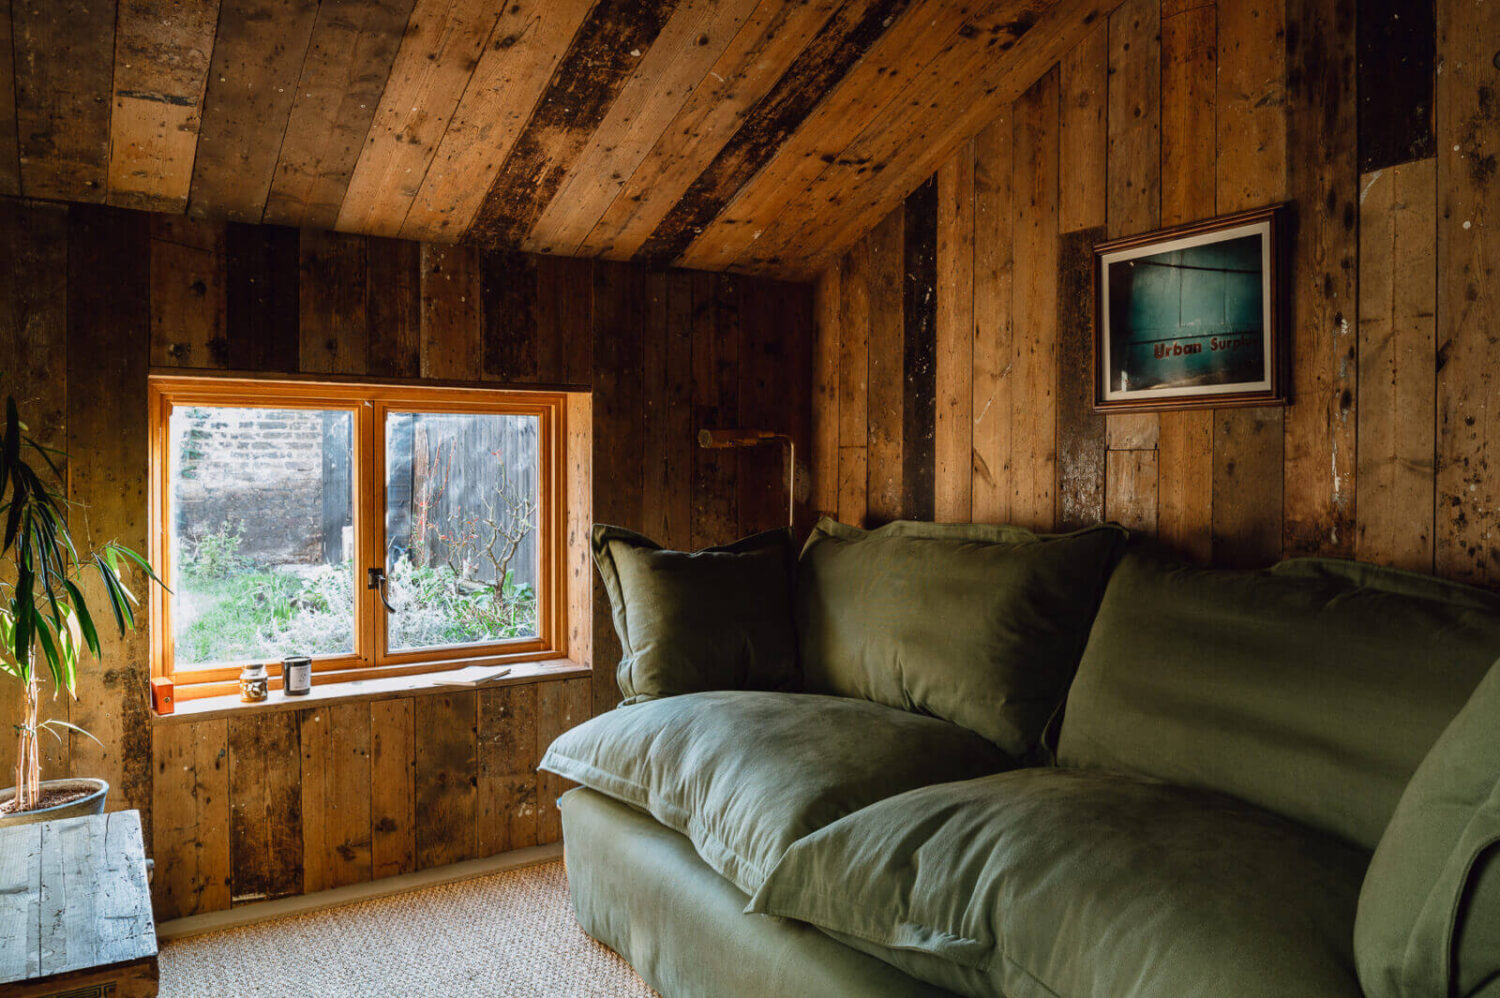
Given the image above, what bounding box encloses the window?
[149,376,568,699]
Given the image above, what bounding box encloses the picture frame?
[1092,204,1289,413]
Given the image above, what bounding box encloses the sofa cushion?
[1058,552,1500,850]
[750,767,1369,998]
[539,691,1011,895]
[796,518,1126,758]
[1356,659,1500,998]
[592,524,799,704]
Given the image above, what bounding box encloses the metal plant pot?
[0,777,109,827]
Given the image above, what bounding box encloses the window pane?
[169,406,355,667]
[385,412,540,651]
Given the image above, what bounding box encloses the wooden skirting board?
[155,842,564,942]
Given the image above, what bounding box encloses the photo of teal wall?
[1105,233,1265,392]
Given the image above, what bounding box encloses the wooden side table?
[0,810,159,998]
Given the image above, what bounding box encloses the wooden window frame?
[148,374,570,700]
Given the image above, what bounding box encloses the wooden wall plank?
[225,223,301,373]
[1156,0,1217,563]
[1434,0,1500,586]
[477,684,539,855]
[574,0,841,260]
[735,278,784,534]
[1103,0,1162,515]
[0,7,19,197]
[1282,0,1358,558]
[108,0,221,211]
[398,0,597,243]
[535,677,589,844]
[1009,68,1060,531]
[230,712,302,903]
[12,1,117,201]
[644,271,696,547]
[1357,0,1436,173]
[65,206,153,835]
[151,720,230,921]
[481,251,539,384]
[1105,448,1159,532]
[811,265,841,522]
[1214,0,1287,567]
[1356,159,1437,572]
[299,230,369,375]
[934,144,974,523]
[369,698,415,880]
[691,272,741,544]
[590,261,646,717]
[263,0,419,228]
[419,243,482,380]
[188,0,321,221]
[150,217,228,369]
[296,707,329,895]
[902,176,938,523]
[466,0,686,250]
[366,237,422,379]
[971,114,1014,525]
[1056,226,1106,530]
[335,0,502,238]
[864,207,904,525]
[414,692,478,869]
[1059,22,1107,233]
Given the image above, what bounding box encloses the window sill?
[154,658,590,725]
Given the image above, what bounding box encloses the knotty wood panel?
[2,197,811,924]
[811,0,1493,590]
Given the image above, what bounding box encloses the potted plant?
[0,396,161,826]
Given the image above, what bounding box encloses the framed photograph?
[1093,205,1288,412]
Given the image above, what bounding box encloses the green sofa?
[543,520,1500,998]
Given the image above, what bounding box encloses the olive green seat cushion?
[592,524,799,704]
[796,518,1126,758]
[538,691,1011,895]
[1356,659,1500,998]
[750,767,1370,998]
[560,787,957,998]
[1058,553,1500,851]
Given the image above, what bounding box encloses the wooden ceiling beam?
[630,0,914,267]
[14,0,118,202]
[463,0,686,250]
[570,0,842,261]
[188,0,321,222]
[521,0,764,256]
[334,0,506,238]
[396,0,597,244]
[108,0,221,213]
[675,0,1017,273]
[735,0,1116,277]
[262,0,418,229]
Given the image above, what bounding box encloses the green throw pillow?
[592,524,799,704]
[1355,659,1500,998]
[539,691,1012,895]
[750,767,1368,998]
[796,518,1127,758]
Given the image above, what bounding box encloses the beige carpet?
[158,860,660,997]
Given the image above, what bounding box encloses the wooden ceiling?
[4,0,1115,280]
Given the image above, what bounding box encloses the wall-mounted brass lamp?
[697,428,795,527]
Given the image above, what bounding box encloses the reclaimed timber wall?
[0,198,812,920]
[813,0,1499,588]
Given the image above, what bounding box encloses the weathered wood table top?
[0,809,158,996]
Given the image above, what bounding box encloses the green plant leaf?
[40,718,101,746]
[64,580,101,656]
